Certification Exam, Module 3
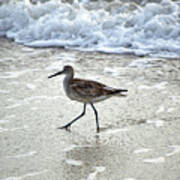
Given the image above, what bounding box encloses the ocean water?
[0,0,180,58]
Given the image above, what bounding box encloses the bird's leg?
[57,103,87,131]
[90,103,100,133]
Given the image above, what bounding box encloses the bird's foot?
[57,124,71,131]
[96,127,100,133]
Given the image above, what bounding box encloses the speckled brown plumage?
[69,78,127,100]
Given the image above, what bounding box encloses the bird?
[48,65,128,133]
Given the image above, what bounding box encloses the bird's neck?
[63,72,73,92]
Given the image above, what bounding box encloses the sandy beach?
[0,38,180,180]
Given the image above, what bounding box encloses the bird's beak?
[48,70,63,78]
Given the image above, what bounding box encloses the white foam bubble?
[170,96,180,104]
[6,95,61,109]
[6,151,37,159]
[0,125,28,133]
[0,120,10,124]
[153,82,168,90]
[133,148,152,154]
[87,166,106,180]
[138,82,168,90]
[128,58,163,68]
[166,145,180,157]
[0,89,9,94]
[65,159,83,166]
[156,106,165,114]
[104,67,120,76]
[1,170,48,180]
[0,70,29,79]
[129,59,153,68]
[6,103,22,109]
[21,47,35,52]
[46,61,64,71]
[63,144,93,152]
[167,108,174,112]
[26,83,36,90]
[143,157,165,163]
[147,119,165,127]
[102,127,130,135]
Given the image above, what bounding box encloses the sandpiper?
[48,65,127,133]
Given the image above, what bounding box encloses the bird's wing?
[70,79,108,97]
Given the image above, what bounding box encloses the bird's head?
[48,65,74,78]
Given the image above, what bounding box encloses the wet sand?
[0,38,180,180]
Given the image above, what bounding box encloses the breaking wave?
[0,0,180,58]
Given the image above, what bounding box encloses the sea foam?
[0,0,180,58]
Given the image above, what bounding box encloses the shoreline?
[0,38,180,180]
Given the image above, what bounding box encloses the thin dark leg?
[58,103,86,130]
[90,103,100,133]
